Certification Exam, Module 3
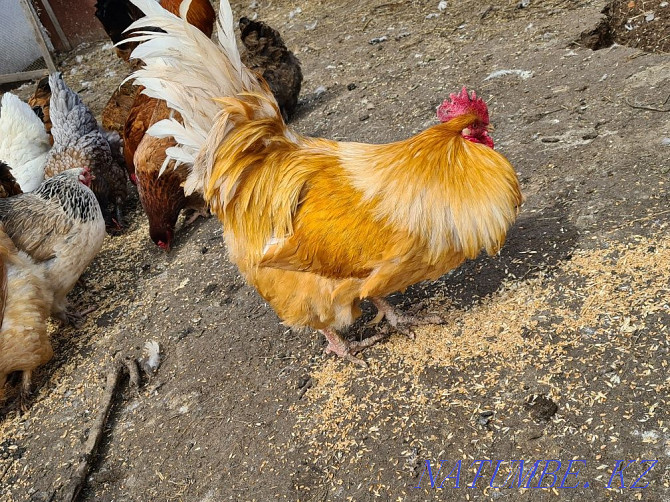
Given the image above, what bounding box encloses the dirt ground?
[1,0,669,500]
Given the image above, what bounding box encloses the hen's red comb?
[437,86,490,124]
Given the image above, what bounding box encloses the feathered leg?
[18,371,33,413]
[370,297,442,339]
[321,328,387,367]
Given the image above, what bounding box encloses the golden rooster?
[128,0,522,365]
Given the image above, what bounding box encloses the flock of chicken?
[0,0,522,409]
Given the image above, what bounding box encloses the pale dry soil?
[1,0,669,501]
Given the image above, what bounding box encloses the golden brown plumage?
[97,0,215,163]
[122,0,216,246]
[122,88,155,182]
[161,0,215,37]
[202,96,521,359]
[0,225,53,408]
[102,80,142,135]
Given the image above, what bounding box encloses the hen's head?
[437,87,493,148]
[61,168,95,187]
[78,167,95,187]
[151,228,174,252]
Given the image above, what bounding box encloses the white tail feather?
[0,93,50,192]
[125,0,270,191]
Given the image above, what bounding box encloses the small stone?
[347,83,357,91]
[526,394,558,421]
[359,113,370,121]
[177,327,194,340]
[477,410,494,426]
[201,246,208,254]
[645,12,655,22]
[314,86,327,98]
[438,0,448,11]
[517,0,530,8]
[369,36,388,45]
[582,131,598,140]
[541,137,560,143]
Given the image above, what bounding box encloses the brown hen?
[0,225,53,409]
[27,76,53,144]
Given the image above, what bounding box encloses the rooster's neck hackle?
[339,116,522,260]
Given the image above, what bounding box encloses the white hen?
[0,93,50,192]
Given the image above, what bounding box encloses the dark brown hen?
[239,17,303,121]
[0,162,23,198]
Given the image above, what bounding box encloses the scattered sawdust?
[292,233,669,473]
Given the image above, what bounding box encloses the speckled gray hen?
[44,73,128,229]
[0,168,105,324]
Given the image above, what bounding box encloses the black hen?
[95,0,145,61]
[239,17,303,121]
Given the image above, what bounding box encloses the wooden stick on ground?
[60,362,124,502]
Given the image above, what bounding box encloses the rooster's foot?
[321,328,387,367]
[370,297,442,340]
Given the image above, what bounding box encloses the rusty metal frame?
[38,0,72,51]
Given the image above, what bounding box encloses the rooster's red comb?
[437,86,490,124]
